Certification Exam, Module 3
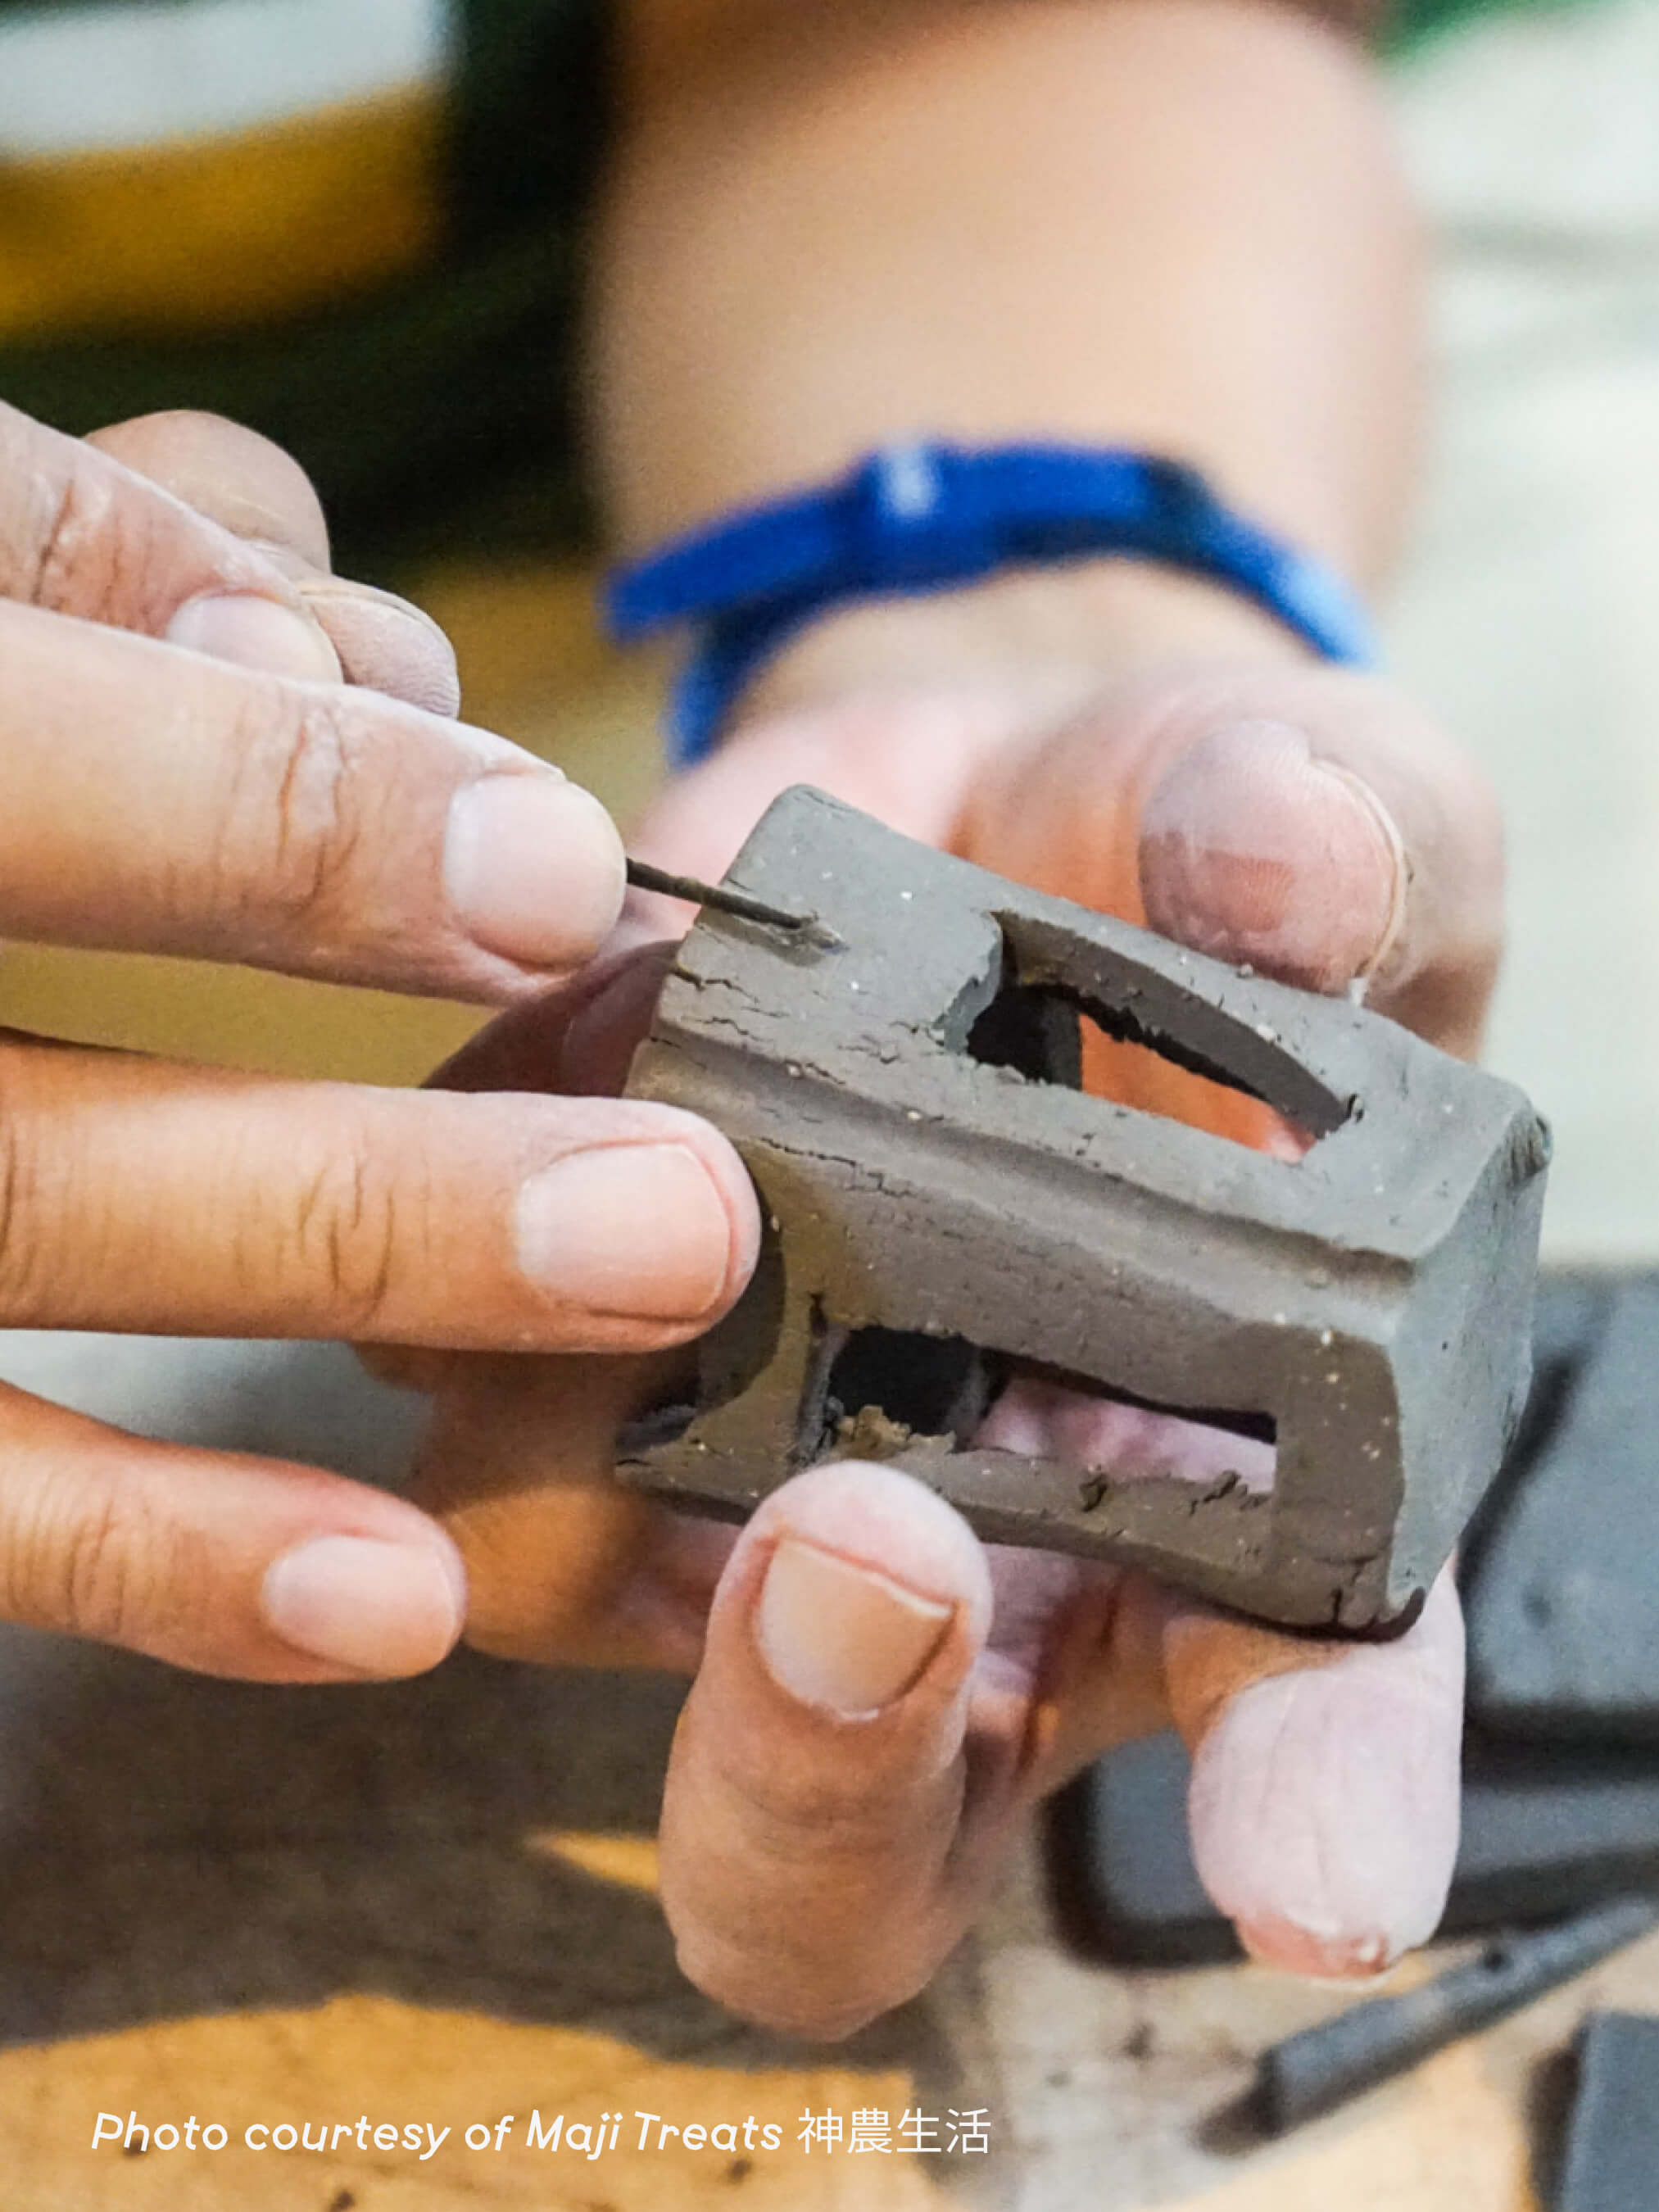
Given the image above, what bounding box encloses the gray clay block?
[1557,2013,1659,2212]
[1466,1276,1659,1740]
[622,785,1549,1634]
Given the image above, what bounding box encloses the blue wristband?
[604,441,1379,767]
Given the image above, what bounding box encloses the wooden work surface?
[5,1611,1658,2212]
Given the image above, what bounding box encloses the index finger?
[0,599,625,999]
[1,398,328,655]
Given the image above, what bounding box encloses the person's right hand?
[0,401,758,1684]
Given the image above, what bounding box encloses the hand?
[0,403,757,1684]
[418,569,1503,2032]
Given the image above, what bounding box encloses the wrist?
[725,555,1318,746]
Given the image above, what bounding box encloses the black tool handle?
[1258,1895,1658,2133]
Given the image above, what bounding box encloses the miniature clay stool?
[620,786,1549,1634]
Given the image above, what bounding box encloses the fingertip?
[258,1525,468,1680]
[1139,720,1405,992]
[300,578,464,717]
[746,1460,995,1646]
[728,1462,993,1723]
[444,774,628,977]
[1182,1576,1464,1978]
[164,590,343,682]
[1235,1915,1399,1982]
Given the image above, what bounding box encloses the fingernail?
[165,591,343,682]
[756,1536,953,1716]
[261,1536,465,1676]
[1140,722,1405,991]
[445,773,626,971]
[514,1142,735,1321]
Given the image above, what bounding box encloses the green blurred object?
[1389,0,1594,54]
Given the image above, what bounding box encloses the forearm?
[589,0,1422,712]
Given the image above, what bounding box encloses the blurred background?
[3,0,1659,2205]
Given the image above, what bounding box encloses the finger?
[1163,1564,1465,1978]
[2,399,337,676]
[411,1349,728,1669]
[0,1031,758,1354]
[0,1376,465,1680]
[297,577,463,718]
[86,410,333,570]
[398,957,737,1666]
[620,691,1021,941]
[660,1461,1004,2038]
[962,664,1503,1057]
[88,410,460,714]
[427,941,680,1104]
[1131,670,1503,1053]
[0,600,623,997]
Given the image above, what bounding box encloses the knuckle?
[26,457,116,613]
[16,434,173,627]
[274,1135,410,1335]
[215,686,363,944]
[724,1750,928,1861]
[2,1469,193,1649]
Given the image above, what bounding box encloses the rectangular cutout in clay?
[821,1325,1277,1498]
[963,929,1320,1156]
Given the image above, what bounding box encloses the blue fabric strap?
[604,442,1379,766]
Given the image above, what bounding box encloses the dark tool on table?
[620,785,1549,1635]
[1253,1897,1658,2136]
[1556,2011,1659,2212]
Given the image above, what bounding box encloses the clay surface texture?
[620,786,1549,1633]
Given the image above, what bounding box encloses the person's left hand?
[412,612,1502,2036]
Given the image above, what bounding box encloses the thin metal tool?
[624,856,841,947]
[1256,1893,1659,2135]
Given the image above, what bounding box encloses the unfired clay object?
[620,786,1550,1634]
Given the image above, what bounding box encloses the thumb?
[659,1461,999,2037]
[962,663,1503,1057]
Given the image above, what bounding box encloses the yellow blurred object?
[0,89,444,339]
